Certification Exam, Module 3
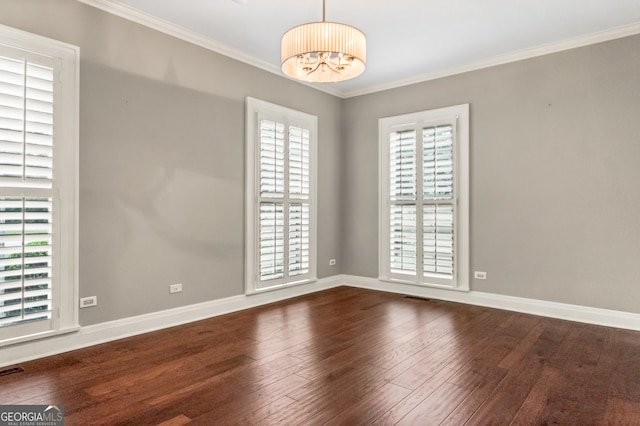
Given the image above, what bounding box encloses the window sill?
[379,276,469,292]
[246,277,318,296]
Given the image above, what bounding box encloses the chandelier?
[281,0,366,83]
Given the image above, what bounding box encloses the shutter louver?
[423,125,453,200]
[289,126,309,200]
[259,120,285,198]
[0,57,53,188]
[288,203,309,276]
[390,204,417,274]
[0,54,55,330]
[423,204,454,276]
[259,202,284,281]
[0,196,53,327]
[390,129,417,201]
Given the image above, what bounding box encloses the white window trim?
[0,24,79,346]
[379,104,469,291]
[245,97,317,295]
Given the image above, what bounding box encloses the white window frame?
[379,104,469,291]
[0,25,79,345]
[245,97,317,294]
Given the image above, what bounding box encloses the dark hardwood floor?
[2,286,640,425]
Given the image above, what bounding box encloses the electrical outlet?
[169,283,183,294]
[329,259,336,266]
[80,296,97,308]
[474,271,487,280]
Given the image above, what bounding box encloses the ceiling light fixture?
[281,0,366,83]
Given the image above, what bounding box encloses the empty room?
[1,0,640,424]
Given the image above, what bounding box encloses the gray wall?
[343,34,640,313]
[0,0,344,325]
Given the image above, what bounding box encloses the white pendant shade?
[281,10,366,83]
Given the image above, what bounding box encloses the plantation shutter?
[380,104,468,290]
[257,117,311,289]
[386,120,457,284]
[0,52,55,334]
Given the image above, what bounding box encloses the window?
[0,25,79,344]
[379,104,469,290]
[245,98,317,294]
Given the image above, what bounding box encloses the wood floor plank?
[155,414,192,426]
[2,286,640,425]
[368,313,465,370]
[604,397,640,422]
[262,363,389,425]
[509,366,562,424]
[607,328,640,403]
[372,365,459,425]
[321,382,411,426]
[439,367,509,426]
[463,357,547,425]
[143,353,306,414]
[497,323,544,369]
[531,325,610,425]
[397,382,472,425]
[389,308,513,390]
[208,395,298,426]
[177,373,309,425]
[390,343,461,390]
[446,334,519,389]
[380,308,508,384]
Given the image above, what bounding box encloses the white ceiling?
[87,0,640,97]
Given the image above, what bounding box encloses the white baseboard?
[341,274,640,331]
[3,274,640,368]
[0,276,343,368]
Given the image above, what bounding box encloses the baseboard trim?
[341,275,640,331]
[0,276,342,368]
[3,274,640,368]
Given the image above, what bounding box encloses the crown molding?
[77,0,640,99]
[341,21,640,98]
[75,0,343,98]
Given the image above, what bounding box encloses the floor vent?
[0,367,24,377]
[404,295,432,302]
